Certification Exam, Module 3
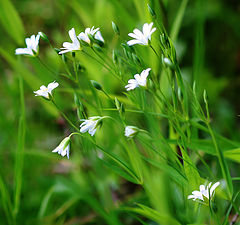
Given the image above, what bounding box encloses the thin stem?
[51,100,79,132]
[36,56,58,78]
[149,44,160,59]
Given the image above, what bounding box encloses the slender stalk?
[13,73,26,223]
[51,100,79,132]
[36,56,58,78]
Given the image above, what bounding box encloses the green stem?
[36,56,58,78]
[51,100,79,131]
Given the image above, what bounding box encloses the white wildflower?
[188,181,220,202]
[80,116,102,136]
[59,28,81,54]
[125,126,138,138]
[125,68,151,91]
[15,34,40,56]
[127,22,156,46]
[33,81,59,99]
[52,137,70,159]
[78,26,104,45]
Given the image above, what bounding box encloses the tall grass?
[0,0,240,224]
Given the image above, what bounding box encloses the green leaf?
[122,203,181,225]
[170,0,189,41]
[100,159,140,184]
[180,146,200,190]
[0,0,25,45]
[224,148,240,163]
[142,156,187,186]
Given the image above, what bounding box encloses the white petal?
[210,182,220,196]
[141,68,151,79]
[89,128,97,136]
[47,81,59,92]
[127,39,144,46]
[15,48,33,55]
[69,28,77,43]
[95,31,104,42]
[34,90,49,98]
[78,32,90,43]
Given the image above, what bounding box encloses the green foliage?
[0,0,240,224]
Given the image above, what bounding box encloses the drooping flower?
[78,26,104,45]
[52,136,70,159]
[127,22,156,46]
[80,116,102,136]
[15,34,40,56]
[125,68,151,91]
[59,28,81,54]
[124,126,139,138]
[34,81,59,99]
[188,181,220,202]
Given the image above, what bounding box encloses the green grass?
[0,0,240,224]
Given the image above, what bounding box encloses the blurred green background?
[0,0,240,224]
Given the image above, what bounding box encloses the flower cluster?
[188,181,220,202]
[59,27,104,54]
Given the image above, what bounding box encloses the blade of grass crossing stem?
[180,146,200,190]
[207,123,233,198]
[95,144,142,184]
[13,72,26,220]
[0,0,25,45]
[0,174,14,225]
[0,47,58,117]
[38,186,55,218]
[170,0,189,42]
[192,0,205,139]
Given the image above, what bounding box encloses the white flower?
[127,22,156,46]
[188,181,220,202]
[59,28,81,54]
[52,137,70,159]
[125,68,151,91]
[80,116,102,136]
[15,34,40,56]
[34,81,59,99]
[125,126,138,138]
[78,26,104,45]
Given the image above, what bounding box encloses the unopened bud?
[38,32,49,42]
[112,21,120,35]
[203,90,208,104]
[112,50,118,64]
[147,4,156,18]
[162,56,174,69]
[91,80,102,90]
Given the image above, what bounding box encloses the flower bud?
[112,21,120,35]
[124,126,139,139]
[112,50,118,65]
[91,80,102,90]
[147,4,156,19]
[38,32,49,42]
[160,33,170,48]
[114,97,121,110]
[162,56,175,69]
[203,90,208,104]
